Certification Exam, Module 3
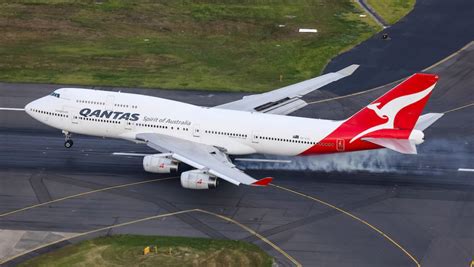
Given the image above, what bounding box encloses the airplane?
[23,65,443,189]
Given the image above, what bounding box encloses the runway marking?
[0,209,195,264]
[0,177,300,266]
[422,40,474,72]
[112,152,150,157]
[458,168,474,172]
[271,183,421,267]
[443,102,474,114]
[0,209,301,266]
[0,176,178,218]
[307,41,474,107]
[308,92,473,119]
[306,85,387,105]
[234,158,292,163]
[198,209,301,267]
[0,107,24,111]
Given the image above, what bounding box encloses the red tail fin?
[348,73,438,133]
[301,73,438,155]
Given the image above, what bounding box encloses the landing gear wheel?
[62,130,73,148]
[64,139,73,148]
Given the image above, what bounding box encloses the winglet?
[252,177,273,186]
[337,64,359,77]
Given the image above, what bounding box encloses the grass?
[19,235,273,267]
[0,0,380,92]
[366,0,416,25]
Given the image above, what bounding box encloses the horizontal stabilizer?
[415,113,444,131]
[362,138,417,154]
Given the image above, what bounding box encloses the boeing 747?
[23,65,443,189]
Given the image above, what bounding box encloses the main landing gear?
[63,130,73,148]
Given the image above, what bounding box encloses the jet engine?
[180,170,218,190]
[143,155,178,173]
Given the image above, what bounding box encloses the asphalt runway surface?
[325,0,474,94]
[1,44,473,266]
[1,10,474,267]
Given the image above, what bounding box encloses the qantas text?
[79,108,140,121]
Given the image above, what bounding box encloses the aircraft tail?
[301,73,441,155]
[346,73,439,154]
[349,73,438,131]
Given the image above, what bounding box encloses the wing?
[136,133,272,186]
[215,65,359,115]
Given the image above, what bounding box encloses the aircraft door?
[66,106,79,125]
[71,113,78,124]
[124,120,135,131]
[193,125,201,137]
[252,132,259,143]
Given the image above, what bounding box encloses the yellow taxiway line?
[198,209,302,267]
[422,41,474,72]
[271,184,421,267]
[0,208,301,266]
[0,176,178,218]
[307,40,474,107]
[4,40,473,267]
[0,176,300,266]
[443,102,474,114]
[0,209,195,264]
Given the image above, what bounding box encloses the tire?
[64,140,73,148]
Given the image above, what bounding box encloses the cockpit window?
[50,92,60,98]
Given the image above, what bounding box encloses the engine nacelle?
[143,155,178,173]
[180,170,218,190]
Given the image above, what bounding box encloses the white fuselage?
[25,88,343,156]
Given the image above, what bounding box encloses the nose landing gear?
[63,130,73,148]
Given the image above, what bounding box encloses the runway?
[1,11,474,267]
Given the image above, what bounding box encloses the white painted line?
[298,28,317,33]
[458,168,474,172]
[112,152,150,157]
[0,107,24,111]
[235,158,292,163]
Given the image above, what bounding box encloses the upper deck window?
[50,92,60,98]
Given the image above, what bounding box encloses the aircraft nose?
[24,100,35,116]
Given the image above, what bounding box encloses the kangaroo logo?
[349,84,435,143]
